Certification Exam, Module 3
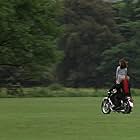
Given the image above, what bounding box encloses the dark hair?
[119,59,128,69]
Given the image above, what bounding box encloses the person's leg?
[110,93,118,106]
[110,93,121,109]
[128,80,132,97]
[110,84,122,109]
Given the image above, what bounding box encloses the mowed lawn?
[0,97,139,140]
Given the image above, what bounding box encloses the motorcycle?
[101,89,134,114]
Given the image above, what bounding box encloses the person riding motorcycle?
[108,58,132,109]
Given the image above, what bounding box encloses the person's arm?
[116,66,119,80]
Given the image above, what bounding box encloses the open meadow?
[0,97,139,140]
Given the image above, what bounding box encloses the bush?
[47,83,64,90]
[0,87,139,98]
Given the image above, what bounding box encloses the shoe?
[108,91,111,94]
[108,91,112,95]
[112,89,117,93]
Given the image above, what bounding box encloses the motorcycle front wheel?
[101,99,111,114]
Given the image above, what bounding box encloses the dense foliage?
[0,0,62,85]
[58,0,122,87]
[0,0,140,88]
[58,0,140,88]
[100,0,140,87]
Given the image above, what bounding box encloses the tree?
[99,0,140,87]
[58,0,122,87]
[0,0,63,85]
[113,0,140,40]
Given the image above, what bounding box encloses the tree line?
[0,0,140,88]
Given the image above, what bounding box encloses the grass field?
[0,97,139,140]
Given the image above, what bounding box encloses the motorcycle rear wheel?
[123,102,132,114]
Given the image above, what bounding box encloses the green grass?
[0,97,139,140]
